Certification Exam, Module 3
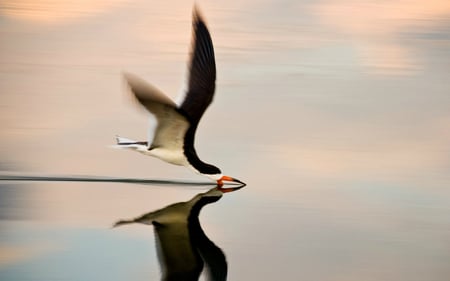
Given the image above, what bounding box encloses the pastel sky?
[1,1,449,280]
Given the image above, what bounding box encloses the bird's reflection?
[113,185,244,281]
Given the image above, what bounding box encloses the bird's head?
[199,163,244,187]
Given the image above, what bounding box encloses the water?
[1,0,450,280]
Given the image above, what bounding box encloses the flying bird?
[115,8,243,187]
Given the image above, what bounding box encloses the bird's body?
[116,136,188,166]
[115,8,243,186]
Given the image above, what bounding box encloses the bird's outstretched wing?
[179,8,216,126]
[124,72,189,150]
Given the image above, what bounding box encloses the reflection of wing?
[113,187,242,280]
[179,9,216,126]
[124,72,190,150]
[114,201,203,280]
[154,215,203,280]
[189,193,228,281]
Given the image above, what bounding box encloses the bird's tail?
[110,136,148,149]
[112,212,157,228]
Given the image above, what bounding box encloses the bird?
[113,185,244,281]
[115,7,243,187]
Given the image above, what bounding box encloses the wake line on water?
[0,173,213,187]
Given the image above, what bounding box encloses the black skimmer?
[113,185,243,280]
[115,8,243,187]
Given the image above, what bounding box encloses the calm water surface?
[1,0,450,280]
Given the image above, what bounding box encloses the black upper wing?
[179,8,216,126]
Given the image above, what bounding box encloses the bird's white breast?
[140,147,189,166]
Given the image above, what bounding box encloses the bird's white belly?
[140,147,188,166]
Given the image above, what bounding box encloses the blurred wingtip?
[122,71,136,85]
[193,3,200,17]
[192,4,206,25]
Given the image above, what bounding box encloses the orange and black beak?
[217,176,245,187]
